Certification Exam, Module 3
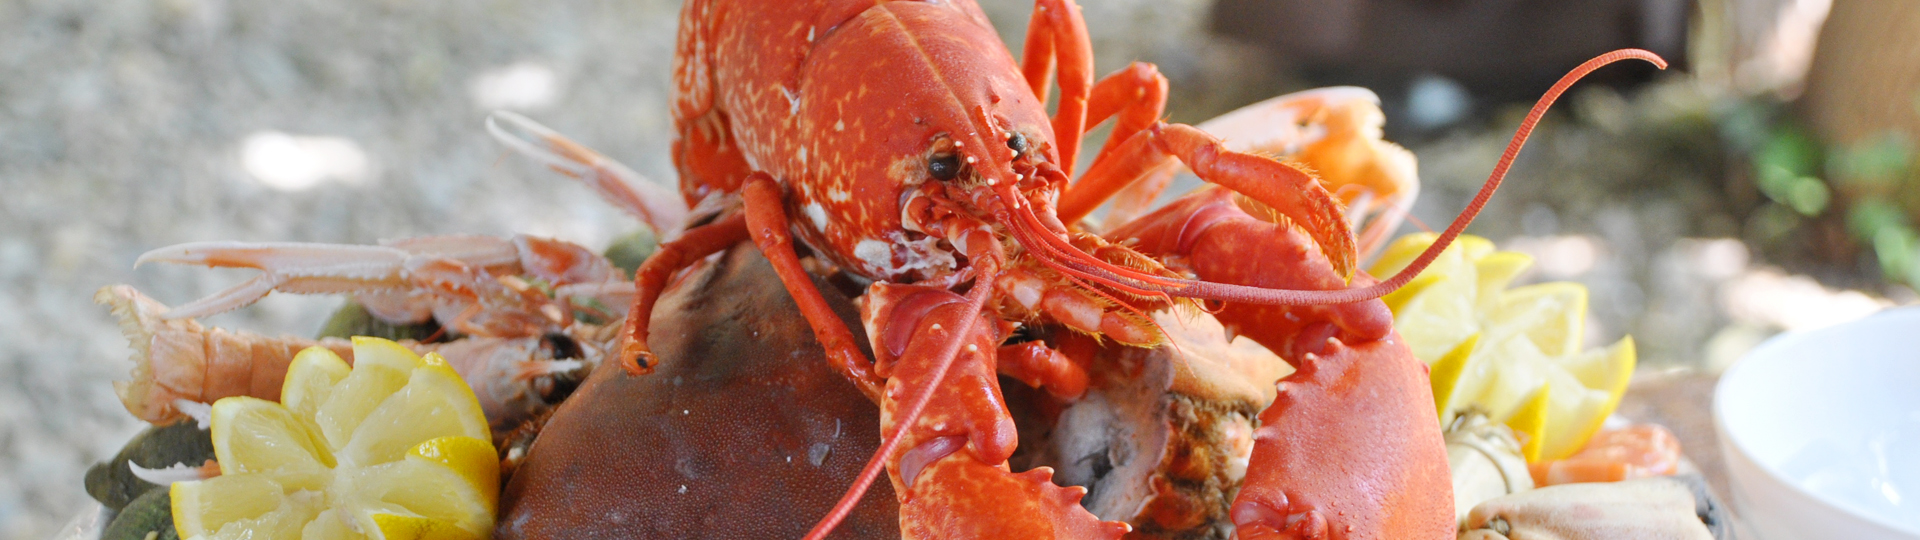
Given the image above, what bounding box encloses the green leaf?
[1786,177,1831,216]
[1828,132,1915,191]
[1872,227,1920,284]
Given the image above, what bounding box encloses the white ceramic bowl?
[1715,306,1920,540]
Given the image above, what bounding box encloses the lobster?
[605,0,1666,538]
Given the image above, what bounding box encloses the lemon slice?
[1558,335,1636,395]
[171,474,289,537]
[284,346,352,420]
[1472,251,1533,311]
[317,337,427,451]
[172,338,498,540]
[1492,282,1588,358]
[1506,385,1551,462]
[1374,233,1637,464]
[340,358,490,467]
[370,511,483,540]
[1428,334,1481,416]
[1538,336,1637,461]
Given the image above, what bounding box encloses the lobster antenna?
[1058,49,1667,307]
[993,181,1183,290]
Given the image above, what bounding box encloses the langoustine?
[97,284,603,440]
[100,112,676,441]
[97,231,636,438]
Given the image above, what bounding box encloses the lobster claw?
[860,283,1130,540]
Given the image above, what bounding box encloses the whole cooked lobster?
[610,1,1665,539]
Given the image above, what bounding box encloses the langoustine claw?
[134,234,631,336]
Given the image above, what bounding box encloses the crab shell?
[496,245,897,539]
[1009,309,1297,539]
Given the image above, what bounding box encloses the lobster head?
[784,1,1074,286]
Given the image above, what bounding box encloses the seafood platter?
[70,1,1735,538]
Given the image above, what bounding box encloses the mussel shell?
[100,488,179,540]
[84,420,212,511]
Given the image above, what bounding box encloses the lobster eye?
[928,153,961,180]
[1007,133,1028,153]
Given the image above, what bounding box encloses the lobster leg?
[741,174,885,400]
[1106,187,1392,351]
[1088,87,1417,255]
[1195,88,1417,258]
[616,213,747,374]
[996,341,1089,401]
[1018,0,1095,174]
[862,283,1129,540]
[1058,62,1170,224]
[1080,62,1170,178]
[135,242,415,320]
[1071,122,1359,281]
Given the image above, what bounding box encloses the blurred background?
[2,0,1915,537]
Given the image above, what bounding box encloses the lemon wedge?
[172,337,498,540]
[1373,234,1637,463]
[1492,282,1588,358]
[1505,385,1551,462]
